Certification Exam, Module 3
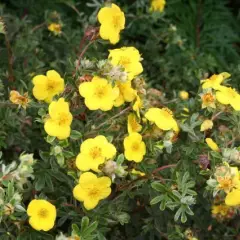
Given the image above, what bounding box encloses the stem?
[67,4,82,18]
[31,22,46,32]
[73,40,95,77]
[118,164,177,191]
[96,106,131,130]
[211,111,223,121]
[152,164,177,175]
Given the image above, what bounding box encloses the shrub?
[0,1,240,239]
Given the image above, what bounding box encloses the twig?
[67,4,82,18]
[73,39,95,77]
[31,22,46,32]
[226,136,240,147]
[152,164,177,175]
[96,106,131,130]
[211,111,223,121]
[117,164,177,191]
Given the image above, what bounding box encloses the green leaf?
[151,182,167,192]
[72,223,81,235]
[7,181,14,197]
[46,135,56,144]
[45,174,54,191]
[81,216,90,232]
[38,108,46,117]
[116,212,130,225]
[150,195,164,205]
[180,211,187,223]
[116,154,125,165]
[39,151,50,162]
[35,176,45,191]
[159,198,166,211]
[172,190,181,199]
[56,155,65,167]
[82,221,98,236]
[63,150,75,159]
[70,130,82,140]
[174,207,182,222]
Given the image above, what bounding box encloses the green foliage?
[0,0,240,239]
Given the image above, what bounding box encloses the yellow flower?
[127,113,142,134]
[73,172,111,210]
[98,3,125,44]
[114,81,136,107]
[44,98,73,140]
[9,90,30,109]
[79,76,119,111]
[48,23,62,35]
[200,91,216,109]
[109,47,143,81]
[124,133,146,162]
[32,70,64,103]
[212,204,230,216]
[131,169,145,176]
[76,135,116,172]
[216,86,240,111]
[215,164,240,193]
[225,189,240,206]
[145,107,178,131]
[205,138,219,152]
[150,0,166,12]
[200,119,213,131]
[27,199,56,231]
[179,91,189,100]
[133,94,142,118]
[201,72,230,90]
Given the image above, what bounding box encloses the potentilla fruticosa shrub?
[1,1,240,239]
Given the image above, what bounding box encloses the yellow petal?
[225,189,240,206]
[79,82,94,98]
[83,199,99,210]
[205,138,219,152]
[73,184,88,202]
[79,172,97,185]
[76,153,91,171]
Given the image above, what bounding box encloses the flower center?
[217,177,234,191]
[88,188,100,198]
[131,142,140,152]
[38,208,48,219]
[203,93,214,103]
[58,113,70,126]
[94,87,106,99]
[47,81,56,91]
[90,147,102,159]
[119,56,131,67]
[112,15,121,29]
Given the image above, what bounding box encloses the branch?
[31,22,46,32]
[152,164,177,175]
[96,106,131,130]
[117,164,177,191]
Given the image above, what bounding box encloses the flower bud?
[102,160,117,176]
[4,203,14,216]
[198,154,210,169]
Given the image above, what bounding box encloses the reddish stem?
[152,164,177,175]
